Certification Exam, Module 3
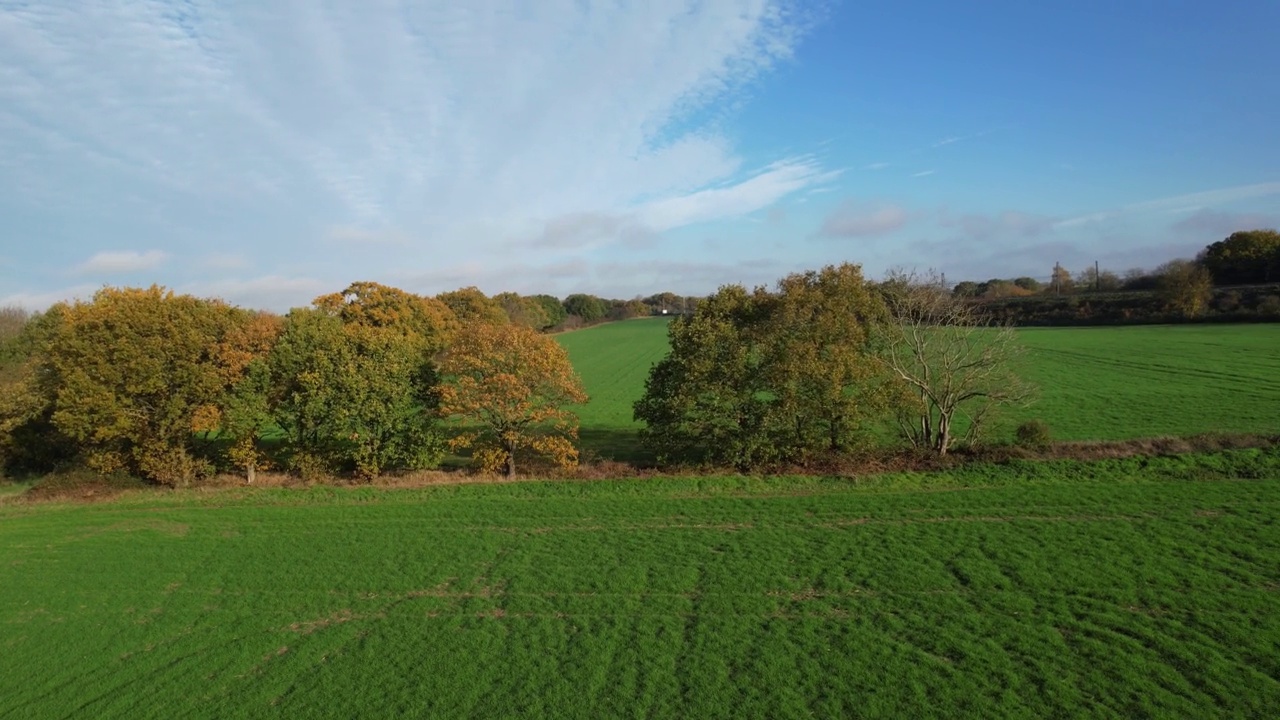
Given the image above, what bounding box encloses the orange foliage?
[438,323,587,476]
[314,281,457,351]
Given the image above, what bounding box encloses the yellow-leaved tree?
[41,286,253,484]
[437,323,587,476]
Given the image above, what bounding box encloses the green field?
[554,319,673,462]
[559,320,1280,458]
[3,450,1280,717]
[1015,325,1280,440]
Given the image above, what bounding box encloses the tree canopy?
[1199,229,1280,285]
[34,286,255,484]
[634,263,892,468]
[438,323,587,476]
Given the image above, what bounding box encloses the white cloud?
[0,1,829,294]
[865,162,890,170]
[73,250,168,276]
[911,169,936,178]
[817,201,910,239]
[636,157,839,231]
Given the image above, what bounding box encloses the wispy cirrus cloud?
[928,127,1005,149]
[636,157,838,231]
[0,1,831,308]
[1057,182,1280,228]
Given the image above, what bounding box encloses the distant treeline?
[953,229,1280,325]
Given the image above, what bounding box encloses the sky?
[2,0,1278,311]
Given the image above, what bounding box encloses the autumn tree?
[34,287,252,484]
[879,271,1035,455]
[314,281,457,351]
[0,306,75,475]
[1198,229,1280,285]
[493,292,552,330]
[437,323,587,476]
[1156,259,1213,318]
[209,311,284,482]
[608,298,651,320]
[436,286,509,325]
[267,309,444,478]
[281,282,454,477]
[763,264,893,457]
[634,285,774,467]
[634,264,891,468]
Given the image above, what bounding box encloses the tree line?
[1,228,1272,482]
[0,268,1032,483]
[952,229,1280,323]
[0,283,597,484]
[955,229,1279,299]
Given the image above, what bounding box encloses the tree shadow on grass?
[577,428,655,466]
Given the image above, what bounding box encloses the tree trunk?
[504,440,516,478]
[936,412,951,456]
[246,462,256,485]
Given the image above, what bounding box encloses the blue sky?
[2,0,1278,310]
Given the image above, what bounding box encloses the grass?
[3,449,1280,717]
[1013,324,1280,440]
[560,320,1280,458]
[554,318,672,462]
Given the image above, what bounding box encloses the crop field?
[3,449,1280,717]
[560,320,1280,458]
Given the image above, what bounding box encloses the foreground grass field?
[3,449,1280,718]
[560,320,1280,459]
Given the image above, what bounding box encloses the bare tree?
[879,270,1035,455]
